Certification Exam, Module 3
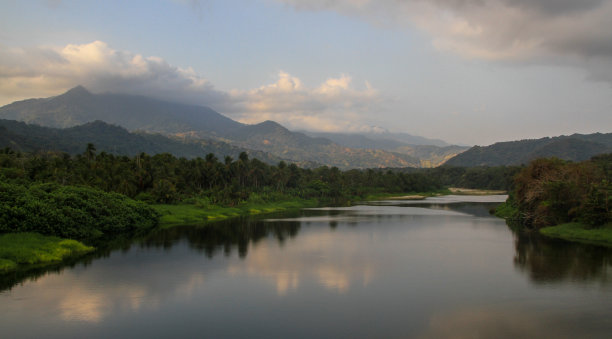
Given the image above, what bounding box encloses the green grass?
[0,232,94,273]
[493,201,518,219]
[153,198,318,227]
[540,222,612,247]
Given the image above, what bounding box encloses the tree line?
[0,144,518,206]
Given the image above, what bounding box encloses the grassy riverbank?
[492,201,612,247]
[0,233,94,273]
[153,197,318,227]
[448,187,507,195]
[540,222,612,247]
[365,189,452,201]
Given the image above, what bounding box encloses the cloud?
[0,41,381,132]
[0,40,228,106]
[227,71,381,132]
[276,0,612,82]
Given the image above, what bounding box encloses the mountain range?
[303,131,468,167]
[0,86,462,168]
[1,86,609,168]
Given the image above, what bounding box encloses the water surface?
[2,195,612,338]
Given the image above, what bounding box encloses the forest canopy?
[512,154,611,228]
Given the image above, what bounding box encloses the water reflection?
[513,230,612,285]
[0,214,303,292]
[225,227,376,295]
[141,216,301,258]
[2,197,612,338]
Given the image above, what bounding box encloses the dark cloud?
[277,0,612,83]
[501,0,605,15]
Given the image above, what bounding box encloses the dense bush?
[0,182,159,240]
[513,156,611,228]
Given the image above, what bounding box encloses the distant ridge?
[444,133,612,167]
[0,87,431,169]
[0,119,282,164]
[303,131,468,167]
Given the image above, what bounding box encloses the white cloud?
[226,71,380,132]
[0,40,227,106]
[276,0,612,82]
[0,41,382,132]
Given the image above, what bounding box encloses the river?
[2,195,612,338]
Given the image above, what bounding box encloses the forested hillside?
[445,133,612,167]
[0,87,451,169]
[0,119,283,164]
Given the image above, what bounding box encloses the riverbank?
[370,189,452,201]
[0,233,94,273]
[153,189,460,226]
[540,222,612,247]
[152,198,318,227]
[449,187,507,195]
[492,201,612,247]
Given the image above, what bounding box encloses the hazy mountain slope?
[393,145,470,167]
[304,131,468,167]
[364,131,451,147]
[0,86,242,136]
[445,134,612,167]
[0,87,424,168]
[223,121,421,168]
[304,131,406,149]
[0,119,281,163]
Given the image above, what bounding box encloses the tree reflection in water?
[0,212,305,292]
[141,216,301,259]
[512,226,612,285]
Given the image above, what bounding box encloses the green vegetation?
[493,154,612,246]
[0,119,280,165]
[0,146,450,208]
[0,140,529,272]
[154,196,317,226]
[512,154,611,228]
[493,200,519,219]
[0,233,93,273]
[541,222,612,247]
[0,181,158,240]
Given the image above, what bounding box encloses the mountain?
[197,120,421,168]
[0,86,242,136]
[0,87,424,168]
[393,145,471,167]
[445,133,612,167]
[0,119,282,164]
[303,131,468,167]
[304,131,451,148]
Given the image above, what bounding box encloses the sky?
[1,0,611,145]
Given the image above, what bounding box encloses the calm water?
[2,195,612,338]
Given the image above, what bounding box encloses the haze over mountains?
[0,86,610,168]
[0,86,464,168]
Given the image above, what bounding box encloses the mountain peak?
[62,85,92,97]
